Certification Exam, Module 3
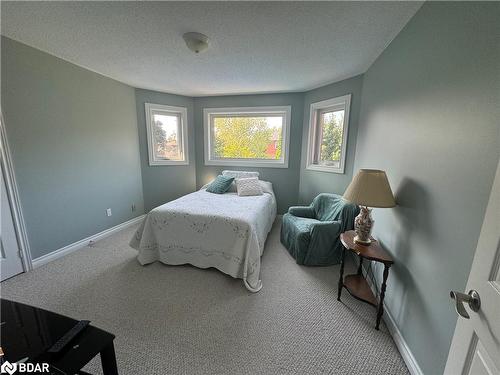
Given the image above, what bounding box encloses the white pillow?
[258,180,273,195]
[222,170,260,179]
[235,177,263,196]
[233,180,272,194]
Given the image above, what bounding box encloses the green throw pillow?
[206,175,235,194]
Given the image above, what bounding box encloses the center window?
[204,106,291,168]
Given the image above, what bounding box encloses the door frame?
[1,112,33,272]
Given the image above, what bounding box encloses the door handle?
[450,290,481,319]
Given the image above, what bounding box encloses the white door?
[444,159,500,375]
[0,167,24,281]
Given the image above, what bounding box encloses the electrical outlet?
[106,208,112,217]
[131,203,136,212]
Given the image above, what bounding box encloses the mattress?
[129,187,277,292]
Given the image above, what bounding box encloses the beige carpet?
[1,218,408,375]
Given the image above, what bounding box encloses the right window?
[306,94,351,173]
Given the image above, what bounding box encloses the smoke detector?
[182,32,210,54]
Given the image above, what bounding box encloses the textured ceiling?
[1,1,422,96]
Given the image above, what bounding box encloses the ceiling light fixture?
[182,32,210,54]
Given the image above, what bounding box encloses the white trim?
[32,215,145,268]
[0,113,33,271]
[383,302,424,375]
[203,106,291,168]
[363,265,423,375]
[306,94,351,174]
[145,103,189,166]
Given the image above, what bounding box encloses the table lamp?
[343,169,396,245]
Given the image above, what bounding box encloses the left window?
[145,103,188,166]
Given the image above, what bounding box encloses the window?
[306,94,351,173]
[204,106,291,168]
[145,103,188,166]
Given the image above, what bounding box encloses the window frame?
[203,106,291,168]
[145,103,189,166]
[306,94,351,174]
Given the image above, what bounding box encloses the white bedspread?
[129,188,277,292]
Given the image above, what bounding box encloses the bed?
[129,181,276,292]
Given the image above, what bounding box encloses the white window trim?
[203,106,291,168]
[306,94,351,174]
[145,103,189,166]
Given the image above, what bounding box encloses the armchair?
[280,193,359,266]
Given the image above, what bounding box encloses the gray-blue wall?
[1,37,145,259]
[4,6,499,372]
[135,89,196,212]
[299,75,364,204]
[354,2,499,374]
[193,94,304,213]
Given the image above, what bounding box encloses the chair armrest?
[310,220,342,236]
[306,220,344,265]
[288,206,315,218]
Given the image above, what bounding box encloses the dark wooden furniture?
[337,230,394,330]
[0,299,118,375]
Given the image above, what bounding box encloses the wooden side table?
[337,230,394,330]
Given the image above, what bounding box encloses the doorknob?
[450,290,481,319]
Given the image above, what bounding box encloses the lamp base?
[354,206,374,245]
[354,235,372,245]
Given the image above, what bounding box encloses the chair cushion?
[285,215,320,233]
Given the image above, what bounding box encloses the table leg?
[337,247,346,301]
[357,256,363,276]
[100,341,118,375]
[375,264,390,330]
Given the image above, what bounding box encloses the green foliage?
[154,121,179,159]
[275,132,282,159]
[154,120,167,155]
[320,112,344,163]
[213,117,281,159]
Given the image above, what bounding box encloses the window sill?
[149,160,189,166]
[306,164,344,174]
[205,159,288,168]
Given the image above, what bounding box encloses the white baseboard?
[383,303,423,375]
[363,265,423,375]
[32,215,145,268]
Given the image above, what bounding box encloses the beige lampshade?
[343,169,396,208]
